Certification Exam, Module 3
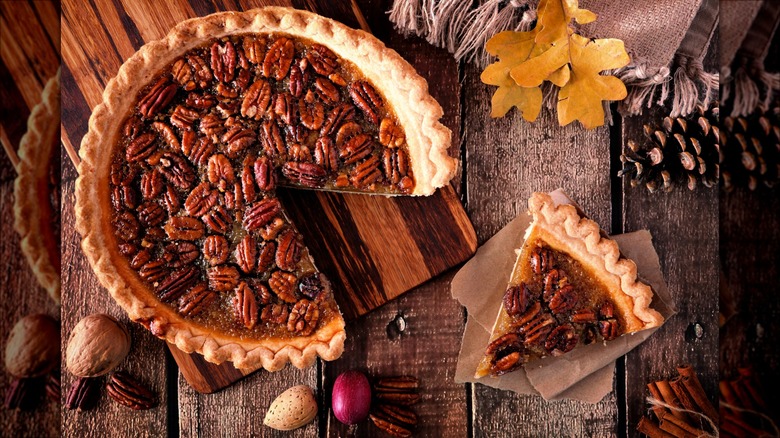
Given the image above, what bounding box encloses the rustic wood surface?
[0,1,60,436]
[48,0,748,437]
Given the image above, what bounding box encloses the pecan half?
[107,372,157,410]
[374,376,419,392]
[299,91,325,130]
[159,152,197,190]
[187,54,211,88]
[207,154,235,191]
[141,169,165,199]
[182,133,215,167]
[503,283,533,317]
[260,217,286,241]
[530,246,553,275]
[520,313,556,347]
[244,198,281,231]
[320,103,356,136]
[243,35,267,64]
[139,259,168,283]
[273,92,296,124]
[571,309,597,324]
[222,125,256,158]
[164,241,199,268]
[542,269,560,302]
[65,377,101,411]
[241,156,258,203]
[370,413,413,438]
[179,284,216,317]
[208,265,240,292]
[289,64,306,97]
[336,121,362,147]
[351,156,382,188]
[599,302,615,320]
[151,122,180,150]
[269,270,298,303]
[164,216,204,240]
[130,248,151,271]
[287,299,319,336]
[262,36,294,80]
[211,40,236,83]
[126,133,157,163]
[275,230,301,271]
[184,182,217,217]
[313,77,339,104]
[137,201,166,227]
[583,325,598,345]
[236,234,257,273]
[382,148,409,185]
[260,119,285,157]
[306,44,338,75]
[199,114,225,138]
[261,303,289,324]
[203,235,229,265]
[157,266,199,302]
[349,81,382,124]
[544,324,579,356]
[379,117,405,147]
[549,285,577,314]
[241,79,273,120]
[185,92,217,110]
[112,185,139,211]
[123,116,144,139]
[202,205,232,234]
[139,78,177,118]
[373,404,417,426]
[314,137,338,172]
[253,156,276,191]
[340,133,373,165]
[485,334,526,375]
[257,241,276,273]
[172,58,195,90]
[233,282,258,329]
[598,319,619,341]
[114,211,140,241]
[282,162,327,188]
[287,143,311,163]
[170,105,199,130]
[163,185,181,214]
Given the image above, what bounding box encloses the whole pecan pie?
[75,8,456,371]
[475,193,664,378]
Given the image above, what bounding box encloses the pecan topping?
[222,125,256,158]
[320,102,356,136]
[157,266,199,302]
[260,119,285,157]
[207,154,235,191]
[340,133,373,165]
[260,217,286,241]
[336,121,362,147]
[314,137,338,172]
[287,299,319,336]
[485,334,525,376]
[163,185,181,214]
[329,73,347,86]
[164,216,204,240]
[112,185,139,211]
[314,77,339,104]
[549,284,577,314]
[107,372,157,410]
[139,78,177,118]
[179,284,216,317]
[184,182,218,217]
[211,40,236,83]
[542,269,561,301]
[241,156,258,203]
[598,319,619,341]
[571,309,597,323]
[253,156,276,191]
[151,122,180,150]
[349,81,382,124]
[382,148,409,185]
[544,324,579,356]
[236,234,257,273]
[143,227,167,246]
[275,230,301,271]
[202,235,229,265]
[187,54,211,88]
[185,92,217,110]
[137,201,166,227]
[66,377,101,411]
[172,58,195,90]
[126,133,157,163]
[159,152,196,190]
[202,205,232,234]
[141,169,164,199]
[299,91,325,130]
[243,35,267,64]
[233,282,258,329]
[289,64,306,97]
[379,117,405,147]
[164,241,199,268]
[241,79,272,120]
[244,198,281,231]
[306,44,338,75]
[114,211,140,241]
[123,116,144,139]
[248,279,273,305]
[269,270,298,303]
[199,114,225,138]
[273,92,296,124]
[170,105,199,130]
[208,265,240,292]
[262,36,294,80]
[182,133,214,167]
[120,242,140,258]
[599,302,615,320]
[583,325,598,345]
[282,162,327,188]
[530,246,553,275]
[284,124,308,147]
[299,273,325,300]
[503,283,533,316]
[139,259,168,283]
[261,303,289,324]
[351,156,382,188]
[257,241,276,273]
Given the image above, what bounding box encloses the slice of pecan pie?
[475,193,664,378]
[75,8,456,371]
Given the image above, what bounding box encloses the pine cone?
[720,102,780,191]
[620,105,720,193]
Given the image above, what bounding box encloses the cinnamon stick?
[723,413,768,436]
[676,364,719,423]
[655,380,689,422]
[637,416,675,438]
[720,380,741,417]
[659,411,706,437]
[729,379,755,411]
[647,382,669,420]
[669,377,698,414]
[658,416,696,438]
[736,368,767,410]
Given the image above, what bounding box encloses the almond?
[263,385,318,431]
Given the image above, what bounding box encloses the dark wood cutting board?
[61,0,476,394]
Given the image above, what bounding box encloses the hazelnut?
[4,314,60,378]
[66,314,131,377]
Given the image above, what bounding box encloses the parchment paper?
[451,190,676,403]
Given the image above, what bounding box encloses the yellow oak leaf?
[557,34,630,129]
[536,0,596,45]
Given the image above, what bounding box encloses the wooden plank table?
[51,0,742,437]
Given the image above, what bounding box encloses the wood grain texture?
[461,60,619,437]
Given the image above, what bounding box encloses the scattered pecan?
[261,303,289,324]
[137,201,166,227]
[382,148,409,185]
[306,44,338,75]
[202,205,232,234]
[184,182,218,217]
[233,282,258,329]
[141,169,164,199]
[282,162,327,188]
[126,133,157,163]
[243,35,267,64]
[298,273,324,300]
[222,125,256,158]
[207,154,235,191]
[236,234,258,273]
[244,198,281,231]
[379,117,405,147]
[374,376,418,392]
[257,241,276,273]
[172,58,195,90]
[340,133,373,165]
[65,377,101,411]
[287,299,319,336]
[313,77,339,104]
[107,372,157,410]
[289,64,306,97]
[157,266,199,302]
[530,246,553,275]
[170,105,199,130]
[208,265,240,292]
[269,270,298,303]
[260,119,286,157]
[262,36,294,80]
[351,156,382,188]
[299,91,325,130]
[164,216,204,240]
[241,79,273,120]
[273,92,296,124]
[163,185,181,214]
[314,137,338,172]
[159,152,197,190]
[179,284,216,317]
[46,373,60,403]
[544,324,579,356]
[374,389,421,406]
[185,92,217,110]
[370,413,413,438]
[598,319,619,341]
[139,259,168,283]
[349,81,382,124]
[142,227,167,246]
[164,241,199,268]
[203,235,229,265]
[374,404,417,426]
[336,121,362,147]
[139,78,177,118]
[225,182,244,210]
[253,156,276,191]
[275,230,301,271]
[320,102,356,136]
[520,313,556,347]
[114,211,140,241]
[549,285,577,314]
[187,54,211,88]
[503,283,533,317]
[211,40,236,83]
[4,378,35,410]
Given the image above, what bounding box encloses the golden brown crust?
[13,70,61,305]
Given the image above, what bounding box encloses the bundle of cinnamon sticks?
[637,365,718,438]
[720,367,777,437]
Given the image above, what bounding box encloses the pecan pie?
[14,70,61,304]
[75,8,455,371]
[475,193,664,378]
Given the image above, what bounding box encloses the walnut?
[65,314,130,377]
[287,300,319,336]
[4,314,60,378]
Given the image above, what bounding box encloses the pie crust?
[76,8,457,370]
[475,192,664,377]
[14,70,61,305]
